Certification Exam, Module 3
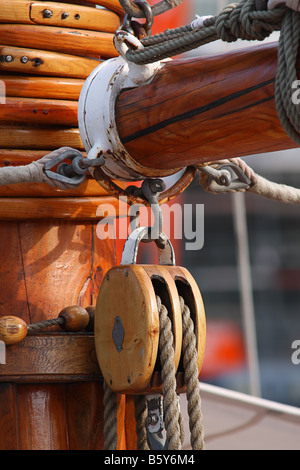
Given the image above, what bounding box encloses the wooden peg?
[58,306,90,331]
[0,306,92,345]
[0,316,28,345]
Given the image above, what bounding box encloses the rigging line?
[232,192,261,398]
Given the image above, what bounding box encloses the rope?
[134,395,150,450]
[27,317,64,332]
[180,297,206,450]
[102,294,205,450]
[200,157,300,204]
[275,8,300,145]
[103,381,118,450]
[156,295,182,450]
[0,147,82,190]
[125,0,285,64]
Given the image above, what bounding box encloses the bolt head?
[43,9,53,18]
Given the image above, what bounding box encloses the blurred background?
[148,0,300,408]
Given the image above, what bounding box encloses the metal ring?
[134,0,154,34]
[119,0,184,19]
[121,0,154,35]
[92,165,197,206]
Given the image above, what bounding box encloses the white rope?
[0,147,82,190]
[200,157,300,205]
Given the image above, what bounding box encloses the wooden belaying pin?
[0,316,28,345]
[0,306,92,345]
[58,306,90,331]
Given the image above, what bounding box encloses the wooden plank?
[0,24,117,58]
[30,2,120,32]
[0,180,111,197]
[66,383,105,450]
[115,42,297,169]
[0,0,32,24]
[0,1,120,32]
[0,96,78,126]
[0,125,84,149]
[1,75,85,100]
[0,222,31,323]
[0,384,20,449]
[0,195,128,219]
[0,45,100,78]
[17,383,69,449]
[0,333,101,381]
[16,220,117,321]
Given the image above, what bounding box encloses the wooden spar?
[115,42,297,172]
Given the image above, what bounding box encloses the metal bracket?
[126,178,166,240]
[199,162,252,193]
[44,148,105,186]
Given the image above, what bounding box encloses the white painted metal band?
[78,31,177,182]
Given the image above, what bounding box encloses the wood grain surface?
[116,42,296,170]
[0,45,100,77]
[0,24,117,58]
[1,75,85,100]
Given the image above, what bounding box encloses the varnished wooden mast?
[115,42,297,172]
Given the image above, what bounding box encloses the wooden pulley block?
[94,227,206,394]
[94,229,182,394]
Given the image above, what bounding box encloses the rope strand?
[125,1,285,64]
[180,297,206,450]
[157,295,182,450]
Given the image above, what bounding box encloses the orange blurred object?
[149,0,191,34]
[200,320,246,380]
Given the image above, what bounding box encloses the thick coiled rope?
[156,295,182,450]
[126,0,285,64]
[181,297,205,450]
[275,8,300,146]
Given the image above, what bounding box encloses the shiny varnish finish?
[116,42,296,171]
